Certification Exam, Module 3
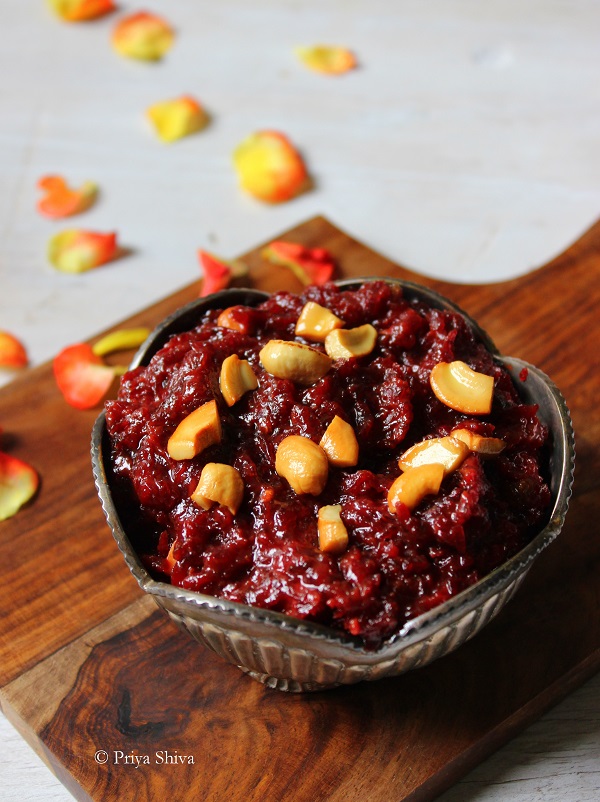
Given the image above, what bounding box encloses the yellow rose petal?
[233,130,308,203]
[112,11,174,61]
[147,96,208,143]
[92,328,150,357]
[48,230,118,273]
[295,45,357,75]
[47,0,116,22]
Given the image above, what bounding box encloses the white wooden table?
[1,1,598,799]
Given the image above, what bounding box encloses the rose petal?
[262,241,336,285]
[198,251,248,297]
[37,175,97,219]
[112,11,174,61]
[147,96,208,143]
[92,327,150,356]
[295,45,357,75]
[47,0,116,22]
[0,331,28,369]
[233,131,308,203]
[0,451,39,521]
[48,230,118,273]
[53,343,122,409]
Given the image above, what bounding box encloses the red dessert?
[105,281,551,648]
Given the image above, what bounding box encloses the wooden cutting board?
[1,216,598,802]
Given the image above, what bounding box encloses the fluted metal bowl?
[91,278,575,692]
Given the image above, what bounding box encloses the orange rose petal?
[48,230,118,273]
[295,45,357,75]
[0,451,39,521]
[53,343,122,409]
[47,0,116,22]
[262,241,336,286]
[37,175,98,219]
[112,11,174,61]
[198,251,248,297]
[233,130,308,203]
[147,96,208,143]
[0,332,28,369]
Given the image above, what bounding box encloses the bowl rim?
[91,277,575,658]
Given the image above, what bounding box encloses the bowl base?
[238,666,339,693]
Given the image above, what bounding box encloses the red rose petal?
[262,241,336,285]
[198,251,248,297]
[53,343,120,409]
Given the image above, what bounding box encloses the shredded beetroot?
[105,282,551,648]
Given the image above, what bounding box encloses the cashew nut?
[398,435,470,476]
[217,306,248,332]
[430,361,494,415]
[191,462,245,514]
[319,415,359,467]
[167,399,222,460]
[259,339,332,385]
[295,301,344,343]
[318,504,349,554]
[388,463,444,513]
[324,324,377,360]
[275,435,329,495]
[219,354,258,407]
[451,428,505,455]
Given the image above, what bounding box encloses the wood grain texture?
[0,217,598,802]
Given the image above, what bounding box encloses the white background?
[1,1,599,800]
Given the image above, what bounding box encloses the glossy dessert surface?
[93,278,574,689]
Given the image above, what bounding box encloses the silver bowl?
[91,278,575,692]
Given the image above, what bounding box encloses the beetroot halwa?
[105,281,551,648]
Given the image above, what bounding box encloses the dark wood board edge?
[404,649,600,802]
[3,609,599,802]
[1,597,157,802]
